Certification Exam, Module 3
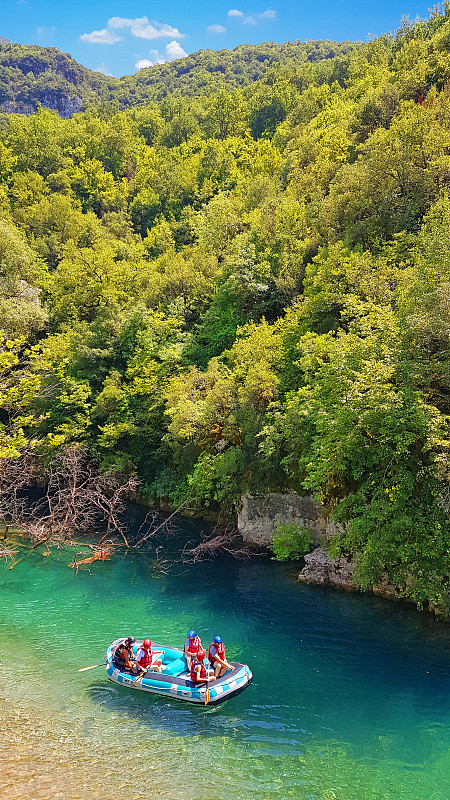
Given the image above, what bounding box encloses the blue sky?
[1,1,434,77]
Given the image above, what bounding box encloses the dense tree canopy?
[0,39,355,116]
[1,7,450,611]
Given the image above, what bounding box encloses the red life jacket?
[190,660,206,683]
[138,647,153,668]
[186,636,201,653]
[208,642,225,663]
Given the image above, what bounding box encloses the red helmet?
[197,648,206,661]
[143,639,152,649]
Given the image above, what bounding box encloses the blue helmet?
[188,630,197,638]
[214,636,223,644]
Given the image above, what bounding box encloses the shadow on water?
[85,680,312,759]
[86,679,258,740]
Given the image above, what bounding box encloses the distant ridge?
[0,38,357,117]
[0,42,115,117]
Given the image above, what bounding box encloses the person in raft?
[136,639,165,674]
[190,648,215,685]
[208,635,232,679]
[184,630,202,669]
[113,636,139,673]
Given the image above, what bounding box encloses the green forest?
[0,37,355,115]
[1,7,450,613]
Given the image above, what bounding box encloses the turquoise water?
[1,519,449,800]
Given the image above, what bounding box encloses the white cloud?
[80,28,122,44]
[108,16,183,40]
[36,25,55,37]
[135,58,153,70]
[226,8,276,25]
[207,24,227,33]
[165,40,187,60]
[134,42,186,71]
[96,62,114,76]
[148,49,166,64]
[81,16,183,45]
[135,49,166,69]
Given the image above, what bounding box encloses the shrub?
[270,524,313,561]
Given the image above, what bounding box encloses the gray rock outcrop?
[371,572,398,600]
[238,493,326,546]
[0,94,83,119]
[298,547,358,589]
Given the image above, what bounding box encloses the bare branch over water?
[0,446,137,547]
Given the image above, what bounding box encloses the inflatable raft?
[105,639,252,705]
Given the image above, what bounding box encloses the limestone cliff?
[238,493,402,601]
[0,42,114,117]
[237,493,327,546]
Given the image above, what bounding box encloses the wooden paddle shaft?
[78,664,105,672]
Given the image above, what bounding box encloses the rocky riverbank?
[237,492,447,616]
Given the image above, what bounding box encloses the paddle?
[78,663,105,672]
[205,688,210,706]
[131,669,147,687]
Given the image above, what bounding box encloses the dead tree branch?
[0,547,18,561]
[133,498,194,548]
[180,523,255,562]
[0,446,137,548]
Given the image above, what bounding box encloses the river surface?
[0,518,449,800]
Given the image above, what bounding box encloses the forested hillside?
[1,8,450,612]
[0,39,355,115]
[116,39,355,105]
[0,42,115,116]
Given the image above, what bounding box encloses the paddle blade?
[205,689,210,706]
[78,664,104,672]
